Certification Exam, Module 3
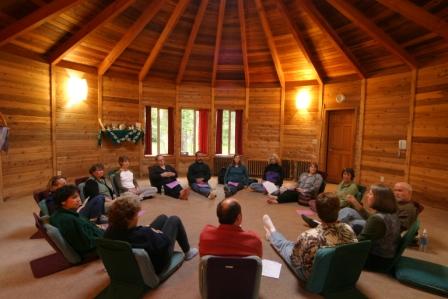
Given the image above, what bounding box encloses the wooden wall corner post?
[279,86,285,159]
[138,80,143,178]
[50,65,57,176]
[244,86,249,156]
[0,149,3,202]
[356,78,367,184]
[317,82,325,168]
[175,85,180,168]
[210,86,215,168]
[97,75,103,165]
[405,69,417,182]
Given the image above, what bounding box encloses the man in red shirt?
[199,198,262,257]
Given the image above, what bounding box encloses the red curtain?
[168,107,174,155]
[144,106,152,155]
[215,109,223,154]
[235,110,243,154]
[198,110,208,153]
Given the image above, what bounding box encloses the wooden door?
[326,110,355,183]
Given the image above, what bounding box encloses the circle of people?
[41,152,423,283]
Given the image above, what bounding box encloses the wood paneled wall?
[246,87,281,159]
[410,63,448,210]
[0,53,51,200]
[282,84,320,161]
[101,76,140,173]
[54,66,99,179]
[0,51,447,209]
[361,72,411,186]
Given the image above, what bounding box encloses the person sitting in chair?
[104,195,198,274]
[394,182,423,231]
[267,162,322,205]
[187,151,217,200]
[263,192,357,282]
[50,185,105,259]
[84,163,115,201]
[199,198,262,257]
[39,175,67,216]
[149,155,189,200]
[115,155,157,199]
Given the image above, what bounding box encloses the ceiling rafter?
[176,0,209,85]
[139,0,191,81]
[211,0,226,87]
[0,0,83,47]
[254,0,285,87]
[48,0,135,65]
[98,0,166,76]
[376,0,448,43]
[327,0,417,69]
[298,0,366,79]
[277,0,324,84]
[237,0,250,88]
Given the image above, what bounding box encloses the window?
[216,109,243,155]
[181,109,208,155]
[144,107,173,155]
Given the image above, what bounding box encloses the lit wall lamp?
[295,88,311,110]
[336,93,346,103]
[66,76,88,107]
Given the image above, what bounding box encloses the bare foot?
[267,198,279,204]
[180,188,190,200]
[262,214,276,237]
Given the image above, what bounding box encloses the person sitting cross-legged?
[249,153,284,194]
[187,151,217,200]
[149,155,190,200]
[199,198,262,257]
[223,154,249,198]
[116,155,157,200]
[104,195,198,274]
[263,192,357,282]
[50,185,105,259]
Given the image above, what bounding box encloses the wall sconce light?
[295,89,311,110]
[67,76,88,107]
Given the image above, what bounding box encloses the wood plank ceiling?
[0,0,448,85]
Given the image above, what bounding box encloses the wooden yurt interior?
[0,0,447,298]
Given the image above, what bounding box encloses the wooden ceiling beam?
[376,0,448,43]
[139,0,191,81]
[98,0,166,76]
[48,0,135,65]
[254,0,284,87]
[211,0,226,87]
[176,0,209,85]
[299,0,366,79]
[327,0,417,69]
[0,0,83,47]
[237,0,250,88]
[277,0,324,84]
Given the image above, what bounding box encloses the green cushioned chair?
[395,256,448,296]
[305,240,371,299]
[96,238,184,299]
[371,220,420,274]
[199,255,262,299]
[355,185,366,202]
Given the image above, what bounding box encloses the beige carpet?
[0,178,446,299]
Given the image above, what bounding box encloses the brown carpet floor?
[0,178,446,299]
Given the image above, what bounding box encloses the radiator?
[247,160,268,177]
[294,160,311,180]
[213,156,234,175]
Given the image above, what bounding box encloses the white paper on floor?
[262,259,282,279]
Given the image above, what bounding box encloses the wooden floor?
[0,178,446,299]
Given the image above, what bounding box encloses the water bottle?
[419,229,428,252]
